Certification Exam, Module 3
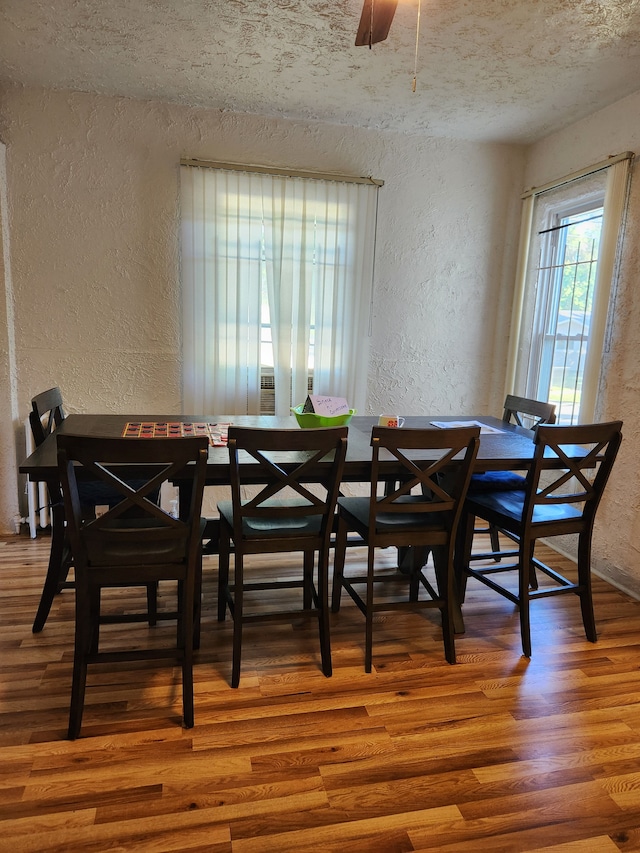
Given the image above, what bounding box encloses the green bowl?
[291,405,356,428]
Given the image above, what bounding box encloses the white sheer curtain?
[180,164,378,415]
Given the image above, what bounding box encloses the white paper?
[305,395,350,417]
[430,420,505,435]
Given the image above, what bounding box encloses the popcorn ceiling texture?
[2,0,640,144]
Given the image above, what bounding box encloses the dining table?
[20,412,541,486]
[19,413,543,636]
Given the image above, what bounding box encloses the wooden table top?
[19,413,540,485]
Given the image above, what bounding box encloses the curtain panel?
[180,164,378,416]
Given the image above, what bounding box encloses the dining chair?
[468,394,557,561]
[57,434,208,739]
[331,425,480,671]
[29,388,75,632]
[29,387,158,633]
[217,426,348,687]
[457,421,623,657]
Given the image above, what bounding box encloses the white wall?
[1,85,524,418]
[0,83,525,531]
[524,90,640,596]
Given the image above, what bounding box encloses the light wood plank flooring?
[2,532,640,852]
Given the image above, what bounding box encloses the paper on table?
[430,420,506,435]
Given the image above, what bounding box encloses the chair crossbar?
[241,607,321,624]
[382,447,459,503]
[99,609,180,624]
[86,648,184,665]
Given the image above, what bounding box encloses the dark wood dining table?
[20,412,541,486]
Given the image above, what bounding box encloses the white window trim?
[505,153,633,423]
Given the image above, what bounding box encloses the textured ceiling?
[2,0,640,143]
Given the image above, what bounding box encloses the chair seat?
[467,489,583,525]
[337,495,449,534]
[468,470,526,493]
[218,499,323,539]
[84,518,203,566]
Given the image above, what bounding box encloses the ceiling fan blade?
[355,0,399,46]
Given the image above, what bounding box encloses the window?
[528,201,603,424]
[507,154,632,425]
[180,163,380,416]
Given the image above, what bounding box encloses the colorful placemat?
[122,421,230,446]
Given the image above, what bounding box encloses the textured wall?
[524,90,640,596]
[1,84,523,424]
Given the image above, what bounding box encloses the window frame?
[505,154,633,424]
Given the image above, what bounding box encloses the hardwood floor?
[2,531,640,852]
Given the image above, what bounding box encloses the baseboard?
[541,537,640,602]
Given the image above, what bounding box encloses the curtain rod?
[521,151,634,199]
[180,157,384,187]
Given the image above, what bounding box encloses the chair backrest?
[226,426,348,543]
[502,394,556,429]
[30,387,66,447]
[369,426,480,533]
[57,435,209,568]
[524,421,623,526]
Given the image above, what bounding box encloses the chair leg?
[231,553,244,688]
[303,550,314,611]
[32,506,70,633]
[192,551,203,651]
[408,547,428,601]
[454,509,475,604]
[217,522,231,622]
[331,515,348,613]
[364,546,376,673]
[577,532,597,643]
[433,544,457,664]
[519,537,534,658]
[489,523,501,561]
[146,583,158,627]
[317,549,332,678]
[89,587,101,654]
[181,577,195,729]
[68,588,91,740]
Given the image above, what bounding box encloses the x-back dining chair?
[457,421,623,657]
[217,426,348,687]
[29,387,159,633]
[468,394,557,561]
[332,425,480,672]
[57,434,208,738]
[29,387,74,632]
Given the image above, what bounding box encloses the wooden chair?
[30,387,160,632]
[332,426,480,671]
[217,426,348,687]
[457,421,623,657]
[57,434,208,738]
[468,394,557,560]
[29,388,73,632]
